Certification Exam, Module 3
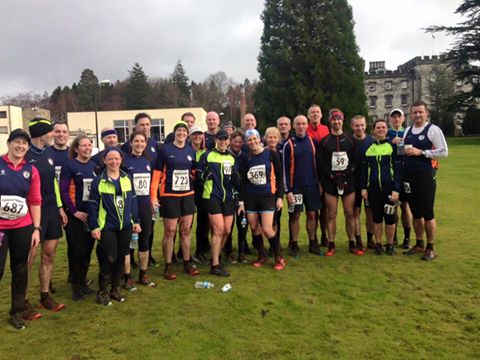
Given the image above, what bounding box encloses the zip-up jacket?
[361,139,402,193]
[87,170,139,232]
[198,148,238,202]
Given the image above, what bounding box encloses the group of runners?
[0,100,448,329]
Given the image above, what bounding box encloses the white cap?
[389,108,404,117]
[189,125,203,136]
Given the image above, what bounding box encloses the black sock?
[328,241,336,249]
[139,270,147,278]
[41,292,49,301]
[268,236,280,257]
[123,273,130,281]
[349,240,355,248]
[367,232,373,242]
[355,235,362,244]
[404,227,411,240]
[415,239,424,248]
[426,243,434,250]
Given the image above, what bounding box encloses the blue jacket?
[87,170,139,231]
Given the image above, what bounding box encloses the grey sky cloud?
[0,0,462,97]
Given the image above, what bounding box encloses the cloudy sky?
[0,0,463,98]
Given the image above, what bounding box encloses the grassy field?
[1,137,479,360]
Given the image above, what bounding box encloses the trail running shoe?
[289,242,299,258]
[39,295,65,312]
[110,288,126,302]
[403,246,424,255]
[422,249,436,261]
[164,263,177,280]
[349,246,364,256]
[96,290,112,306]
[320,236,329,247]
[252,255,268,268]
[210,264,230,277]
[226,253,238,264]
[402,238,410,249]
[367,240,376,250]
[148,257,159,268]
[356,242,367,252]
[184,261,200,276]
[309,242,324,256]
[22,299,42,321]
[375,244,384,255]
[385,244,396,256]
[326,246,336,257]
[123,277,137,292]
[139,274,156,287]
[238,253,248,264]
[81,282,94,295]
[10,312,26,330]
[72,285,86,301]
[273,256,286,271]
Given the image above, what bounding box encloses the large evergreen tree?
[426,0,480,112]
[255,0,367,124]
[77,68,99,111]
[170,60,191,107]
[125,62,149,109]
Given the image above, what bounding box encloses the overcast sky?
[0,0,463,98]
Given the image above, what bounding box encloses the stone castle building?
[364,55,471,132]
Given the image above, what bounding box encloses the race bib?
[82,178,93,201]
[332,151,349,171]
[223,161,232,175]
[115,196,124,210]
[133,173,151,196]
[247,165,266,185]
[172,169,190,191]
[292,194,303,205]
[55,166,62,182]
[0,195,28,220]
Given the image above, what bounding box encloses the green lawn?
[1,137,479,359]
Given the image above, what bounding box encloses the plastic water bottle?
[152,205,160,220]
[221,283,232,292]
[240,212,247,228]
[195,281,214,289]
[130,233,138,249]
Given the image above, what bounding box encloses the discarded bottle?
[221,283,232,293]
[240,211,247,228]
[195,281,214,289]
[130,232,139,249]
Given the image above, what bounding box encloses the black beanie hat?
[29,117,53,138]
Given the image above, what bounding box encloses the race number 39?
[0,195,28,220]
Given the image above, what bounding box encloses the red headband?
[329,111,344,121]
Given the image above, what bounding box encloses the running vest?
[25,145,57,208]
[0,157,32,220]
[404,123,435,173]
[123,154,152,205]
[244,149,277,196]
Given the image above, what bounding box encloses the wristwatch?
[33,226,42,232]
[421,150,427,157]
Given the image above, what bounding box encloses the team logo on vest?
[419,135,425,141]
[151,147,156,153]
[48,158,54,165]
[0,169,5,176]
[23,171,31,179]
[146,165,151,172]
[187,155,192,162]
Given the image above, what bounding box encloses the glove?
[201,169,212,182]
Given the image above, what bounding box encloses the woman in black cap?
[0,129,42,329]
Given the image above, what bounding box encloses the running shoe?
[375,244,384,255]
[289,242,299,258]
[367,240,376,250]
[110,288,126,302]
[273,256,286,271]
[81,282,94,295]
[139,274,156,287]
[385,244,396,256]
[402,238,410,249]
[325,245,336,257]
[72,285,86,301]
[39,295,65,312]
[422,249,436,261]
[356,242,367,252]
[349,246,364,256]
[184,261,200,276]
[123,277,137,292]
[96,290,112,306]
[403,245,424,255]
[210,264,230,277]
[148,257,159,268]
[238,253,248,264]
[22,299,42,321]
[320,235,329,247]
[226,253,238,264]
[252,255,268,268]
[309,242,324,256]
[164,263,177,280]
[10,312,26,330]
